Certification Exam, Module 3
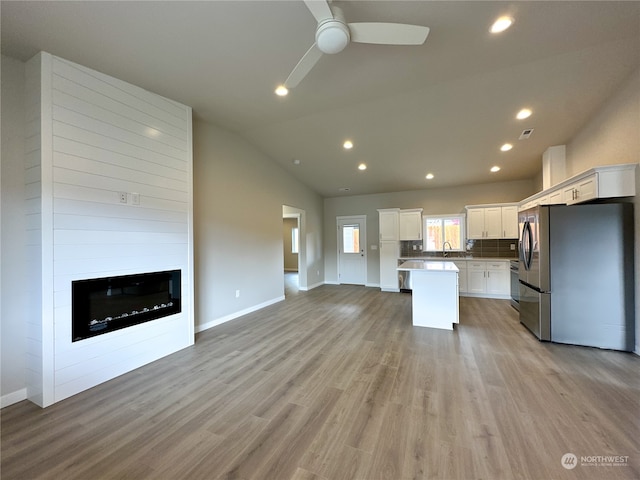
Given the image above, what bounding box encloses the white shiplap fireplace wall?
[25,52,194,407]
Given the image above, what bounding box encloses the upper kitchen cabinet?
[399,209,423,241]
[378,208,400,241]
[563,175,597,204]
[466,204,519,239]
[520,163,637,209]
[501,205,518,238]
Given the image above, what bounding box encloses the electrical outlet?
[235,290,240,298]
[119,192,128,204]
[412,245,417,250]
[131,193,140,205]
[510,243,516,251]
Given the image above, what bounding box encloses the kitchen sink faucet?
[443,241,452,257]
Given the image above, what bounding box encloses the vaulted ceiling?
[2,1,639,197]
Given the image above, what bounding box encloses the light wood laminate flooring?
[2,285,639,479]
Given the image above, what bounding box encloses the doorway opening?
[283,205,307,295]
[283,214,299,295]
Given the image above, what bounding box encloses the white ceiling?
[2,1,639,197]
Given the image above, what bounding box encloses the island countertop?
[397,260,459,272]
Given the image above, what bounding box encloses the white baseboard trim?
[299,281,324,291]
[1,388,27,409]
[324,281,339,285]
[196,296,285,333]
[366,283,380,288]
[460,293,511,300]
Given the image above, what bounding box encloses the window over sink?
[423,214,465,252]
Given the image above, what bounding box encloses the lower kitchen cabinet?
[379,241,400,292]
[485,261,509,295]
[467,262,487,294]
[465,260,509,298]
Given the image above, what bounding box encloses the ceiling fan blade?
[348,23,430,45]
[303,0,334,23]
[284,43,324,88]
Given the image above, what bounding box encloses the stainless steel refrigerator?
[518,203,634,351]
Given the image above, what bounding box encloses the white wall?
[17,52,195,407]
[1,53,324,407]
[324,180,535,285]
[1,55,28,406]
[193,121,323,332]
[564,67,640,353]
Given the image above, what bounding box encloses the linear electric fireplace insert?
[72,270,181,342]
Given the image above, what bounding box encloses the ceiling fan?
[282,0,430,89]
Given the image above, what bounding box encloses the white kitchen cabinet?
[466,204,518,239]
[378,208,400,241]
[465,260,510,297]
[548,190,564,204]
[519,163,636,209]
[501,206,518,238]
[379,241,400,292]
[378,209,400,292]
[484,207,502,238]
[467,261,487,294]
[563,174,597,205]
[485,261,509,295]
[466,208,486,239]
[399,209,423,241]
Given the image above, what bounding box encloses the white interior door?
[337,216,367,285]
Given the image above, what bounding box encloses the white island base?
[398,261,459,330]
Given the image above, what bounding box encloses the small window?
[423,215,465,252]
[291,227,299,254]
[342,224,360,253]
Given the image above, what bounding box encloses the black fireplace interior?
[72,270,181,342]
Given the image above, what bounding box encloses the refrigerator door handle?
[522,221,534,270]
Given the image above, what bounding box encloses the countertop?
[397,260,459,272]
[399,256,517,262]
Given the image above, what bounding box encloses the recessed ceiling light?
[426,173,434,180]
[500,143,513,152]
[358,163,367,171]
[490,166,501,173]
[338,187,351,192]
[516,108,532,120]
[292,159,301,165]
[275,85,288,96]
[343,140,354,150]
[490,16,513,33]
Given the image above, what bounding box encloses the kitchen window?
[423,214,465,252]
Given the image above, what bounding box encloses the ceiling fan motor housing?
[316,20,350,54]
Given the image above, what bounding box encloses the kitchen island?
[397,260,459,330]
